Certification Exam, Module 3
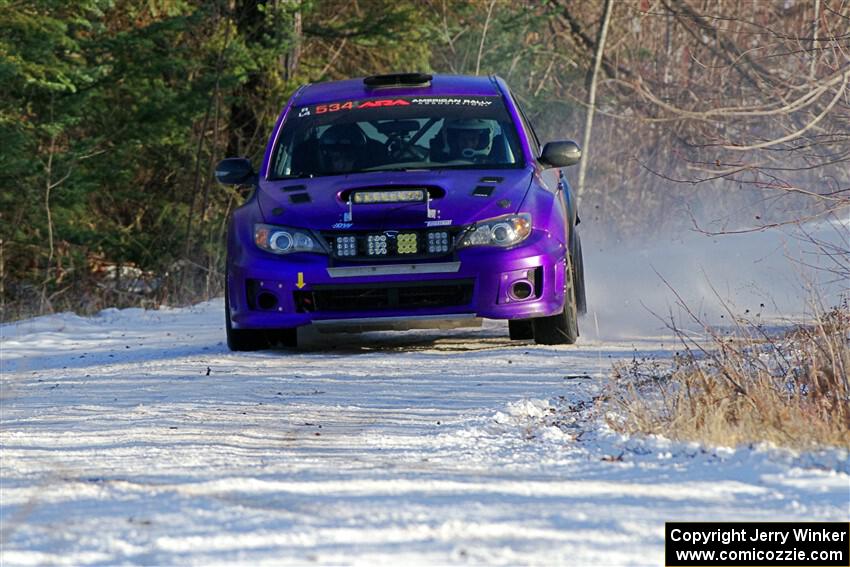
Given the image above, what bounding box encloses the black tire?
[225,282,298,351]
[277,327,298,348]
[533,254,579,345]
[508,319,534,340]
[574,233,587,315]
[225,285,269,351]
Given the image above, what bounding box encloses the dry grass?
[607,303,850,450]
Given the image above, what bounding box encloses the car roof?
[295,74,503,105]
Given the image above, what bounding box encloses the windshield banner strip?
[296,96,498,118]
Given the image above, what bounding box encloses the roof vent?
[363,73,432,88]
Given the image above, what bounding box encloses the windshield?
[269,95,523,179]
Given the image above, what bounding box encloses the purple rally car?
[215,73,586,350]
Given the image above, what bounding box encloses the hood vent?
[472,185,494,197]
[290,193,311,204]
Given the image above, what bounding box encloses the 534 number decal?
[315,101,354,114]
[312,99,411,114]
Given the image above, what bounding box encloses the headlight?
[457,213,532,248]
[254,224,322,254]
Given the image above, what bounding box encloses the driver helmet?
[443,119,495,159]
[318,124,367,172]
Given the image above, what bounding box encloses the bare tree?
[577,0,615,200]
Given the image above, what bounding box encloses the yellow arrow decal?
[296,272,305,289]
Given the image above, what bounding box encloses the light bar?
[352,189,426,204]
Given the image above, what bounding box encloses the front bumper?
[227,230,567,330]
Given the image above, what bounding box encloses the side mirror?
[215,158,256,185]
[539,141,581,168]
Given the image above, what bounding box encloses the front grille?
[321,229,460,261]
[294,280,474,313]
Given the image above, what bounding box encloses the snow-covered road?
[1,300,847,565]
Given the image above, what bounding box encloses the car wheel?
[508,319,534,340]
[225,280,300,350]
[225,284,272,351]
[574,233,587,316]
[533,254,579,345]
[277,327,298,348]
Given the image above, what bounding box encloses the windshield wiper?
[269,173,315,180]
[360,166,434,173]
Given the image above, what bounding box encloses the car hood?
[257,169,533,231]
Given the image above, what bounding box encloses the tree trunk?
[577,0,614,200]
